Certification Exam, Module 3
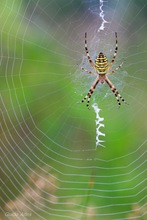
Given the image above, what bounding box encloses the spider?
[81,32,127,109]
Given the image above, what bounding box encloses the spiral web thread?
[1,0,147,219]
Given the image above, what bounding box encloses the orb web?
[1,0,147,219]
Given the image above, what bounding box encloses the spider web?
[1,0,147,219]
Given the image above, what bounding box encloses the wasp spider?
[81,32,127,109]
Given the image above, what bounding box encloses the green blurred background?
[0,0,147,219]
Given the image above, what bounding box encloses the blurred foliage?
[0,0,147,219]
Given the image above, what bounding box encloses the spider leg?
[82,77,99,109]
[105,77,127,107]
[107,61,124,75]
[107,32,118,71]
[85,32,97,71]
[81,67,98,77]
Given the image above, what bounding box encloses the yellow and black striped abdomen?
[95,52,108,74]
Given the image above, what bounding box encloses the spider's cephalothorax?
[95,52,108,73]
[81,32,127,109]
